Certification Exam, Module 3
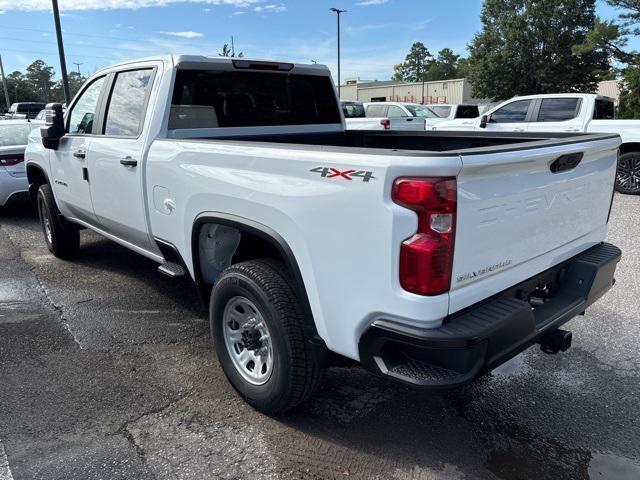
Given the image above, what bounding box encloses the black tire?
[37,184,80,258]
[210,259,323,415]
[616,152,640,195]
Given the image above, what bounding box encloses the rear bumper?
[358,242,621,388]
[0,169,29,207]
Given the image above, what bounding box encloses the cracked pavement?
[1,194,640,480]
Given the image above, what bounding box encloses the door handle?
[564,127,580,132]
[73,150,86,159]
[512,128,525,132]
[120,156,138,167]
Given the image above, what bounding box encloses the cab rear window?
[169,69,341,129]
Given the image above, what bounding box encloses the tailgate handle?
[550,152,583,173]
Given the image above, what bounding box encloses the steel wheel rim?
[222,296,273,386]
[617,157,640,190]
[39,199,52,244]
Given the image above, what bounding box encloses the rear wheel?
[616,152,640,195]
[210,259,323,415]
[37,184,79,258]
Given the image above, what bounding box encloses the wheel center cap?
[241,327,262,351]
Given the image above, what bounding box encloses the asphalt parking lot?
[0,195,639,480]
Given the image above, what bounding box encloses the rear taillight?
[0,154,25,167]
[392,177,457,296]
[380,119,391,130]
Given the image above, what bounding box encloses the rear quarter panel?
[145,139,461,359]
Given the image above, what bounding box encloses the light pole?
[73,62,83,76]
[0,55,10,110]
[52,0,71,105]
[330,7,346,98]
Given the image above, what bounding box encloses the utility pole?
[73,62,83,76]
[231,36,235,57]
[51,0,71,105]
[0,55,10,111]
[330,7,346,98]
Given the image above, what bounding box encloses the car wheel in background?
[616,152,640,195]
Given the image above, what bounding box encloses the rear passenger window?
[387,106,407,117]
[489,100,531,123]
[366,104,387,117]
[536,98,580,122]
[104,69,153,136]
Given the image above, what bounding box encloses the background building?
[338,78,480,105]
[340,77,622,106]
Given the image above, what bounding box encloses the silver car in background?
[0,120,43,207]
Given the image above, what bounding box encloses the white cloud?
[254,3,285,12]
[159,30,204,38]
[0,9,5,14]
[233,10,245,14]
[356,0,388,5]
[0,0,264,12]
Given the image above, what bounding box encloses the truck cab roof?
[93,55,331,77]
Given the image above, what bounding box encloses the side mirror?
[41,103,65,150]
[479,115,488,128]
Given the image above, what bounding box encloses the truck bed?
[207,130,619,155]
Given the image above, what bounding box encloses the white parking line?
[0,441,14,480]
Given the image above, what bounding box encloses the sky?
[0,0,636,82]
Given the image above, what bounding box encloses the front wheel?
[210,259,323,415]
[37,184,80,258]
[616,152,640,195]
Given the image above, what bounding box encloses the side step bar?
[158,262,185,278]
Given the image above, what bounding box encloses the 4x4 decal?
[310,167,375,182]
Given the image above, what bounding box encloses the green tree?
[392,42,432,82]
[51,71,87,103]
[573,18,633,78]
[618,65,640,118]
[4,71,38,107]
[425,48,462,81]
[606,0,640,34]
[24,59,56,101]
[218,43,243,57]
[467,0,608,100]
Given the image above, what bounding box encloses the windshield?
[341,102,366,118]
[405,105,440,118]
[430,106,452,118]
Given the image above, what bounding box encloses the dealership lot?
[0,195,639,480]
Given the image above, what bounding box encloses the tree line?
[1,59,88,111]
[392,0,640,118]
[0,42,241,112]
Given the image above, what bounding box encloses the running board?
[158,262,185,278]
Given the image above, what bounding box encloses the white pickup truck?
[428,103,481,121]
[26,56,621,414]
[433,93,640,194]
[341,100,426,131]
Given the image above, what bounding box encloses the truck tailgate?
[390,117,426,130]
[449,135,619,313]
